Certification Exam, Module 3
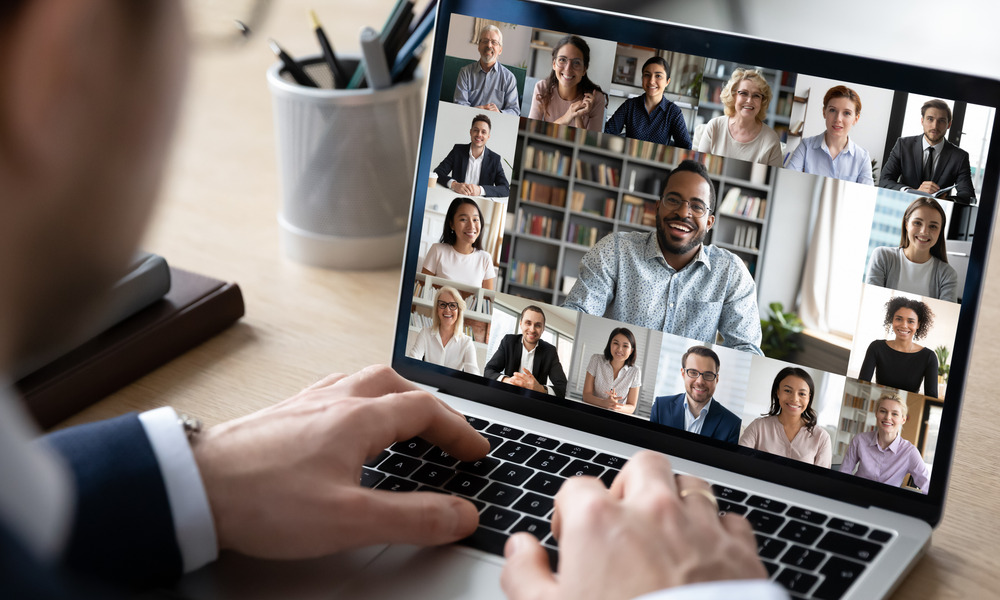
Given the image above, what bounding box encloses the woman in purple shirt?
[840,393,930,493]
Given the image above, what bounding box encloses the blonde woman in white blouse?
[406,286,480,374]
[582,327,642,414]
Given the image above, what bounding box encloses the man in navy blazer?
[484,305,568,398]
[879,99,976,204]
[434,114,511,198]
[650,346,741,444]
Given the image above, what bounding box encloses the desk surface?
[60,1,1000,598]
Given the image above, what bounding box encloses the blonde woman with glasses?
[698,68,783,167]
[407,286,481,374]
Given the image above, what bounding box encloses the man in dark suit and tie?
[650,346,741,444]
[879,98,976,204]
[434,114,511,198]
[484,305,568,398]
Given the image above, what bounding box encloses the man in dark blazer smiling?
[650,346,741,444]
[484,305,568,398]
[434,114,510,198]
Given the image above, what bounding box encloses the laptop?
[174,0,999,598]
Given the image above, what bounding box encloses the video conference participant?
[563,160,763,355]
[878,98,976,203]
[739,367,832,468]
[785,85,873,185]
[528,35,608,132]
[582,327,642,414]
[697,68,783,167]
[453,25,520,115]
[406,286,480,374]
[603,57,692,148]
[650,346,741,444]
[858,297,939,397]
[866,197,959,302]
[484,305,568,398]
[421,197,497,289]
[433,114,510,198]
[840,393,930,493]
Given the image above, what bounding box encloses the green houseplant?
[760,302,804,360]
[935,345,950,382]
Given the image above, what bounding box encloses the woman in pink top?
[739,367,832,467]
[528,35,607,131]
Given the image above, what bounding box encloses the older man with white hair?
[454,24,520,115]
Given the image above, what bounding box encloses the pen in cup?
[268,38,318,87]
[309,11,348,88]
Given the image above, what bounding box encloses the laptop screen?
[393,0,1000,525]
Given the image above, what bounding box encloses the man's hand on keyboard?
[192,365,490,559]
[501,450,767,599]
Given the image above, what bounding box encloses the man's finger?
[501,533,558,600]
[314,365,424,399]
[609,450,677,502]
[337,488,479,547]
[551,475,608,542]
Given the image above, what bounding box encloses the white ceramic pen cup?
[267,55,423,270]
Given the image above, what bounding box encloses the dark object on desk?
[17,267,246,429]
[268,38,318,87]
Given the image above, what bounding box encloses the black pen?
[268,38,318,87]
[309,10,348,88]
[382,1,415,61]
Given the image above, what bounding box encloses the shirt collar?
[478,60,497,74]
[867,431,904,453]
[644,233,710,271]
[921,136,944,152]
[820,135,857,157]
[468,147,485,162]
[683,395,712,420]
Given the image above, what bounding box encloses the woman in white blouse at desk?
[407,286,480,374]
[582,327,642,414]
[422,197,496,289]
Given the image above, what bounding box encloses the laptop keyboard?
[360,414,892,600]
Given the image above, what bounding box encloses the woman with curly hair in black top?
[858,296,939,397]
[527,35,608,131]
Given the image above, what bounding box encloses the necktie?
[923,146,935,182]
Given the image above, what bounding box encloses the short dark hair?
[681,345,720,372]
[921,99,952,123]
[471,114,491,130]
[519,305,546,326]
[642,56,671,80]
[823,85,862,116]
[883,297,934,340]
[603,327,637,367]
[899,197,949,263]
[439,197,484,249]
[662,159,717,210]
[767,367,817,431]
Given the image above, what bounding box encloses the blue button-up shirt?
[563,231,763,355]
[453,61,520,116]
[603,95,692,149]
[785,133,873,185]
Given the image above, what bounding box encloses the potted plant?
[935,345,950,383]
[760,302,804,360]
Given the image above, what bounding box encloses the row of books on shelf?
[622,140,726,175]
[524,145,572,177]
[465,295,492,314]
[515,208,561,239]
[519,180,568,207]
[621,194,657,227]
[839,417,875,435]
[731,225,759,250]
[567,223,607,248]
[523,119,576,141]
[509,260,553,290]
[843,394,878,411]
[718,187,768,219]
[576,160,620,187]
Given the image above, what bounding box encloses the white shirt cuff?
[138,407,218,572]
[632,580,788,600]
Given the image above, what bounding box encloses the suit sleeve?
[43,413,182,589]
[546,349,568,399]
[723,414,740,445]
[433,145,461,188]
[480,151,510,197]
[649,397,662,425]
[879,139,906,191]
[484,335,511,380]
[953,149,977,203]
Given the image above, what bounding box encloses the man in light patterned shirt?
[563,160,763,355]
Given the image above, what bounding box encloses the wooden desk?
[59,1,1000,598]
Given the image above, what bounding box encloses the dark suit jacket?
[879,134,976,203]
[484,334,567,398]
[649,393,741,444]
[434,144,510,197]
[1,413,181,597]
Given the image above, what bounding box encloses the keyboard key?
[496,441,538,464]
[457,457,500,477]
[489,463,534,486]
[813,556,866,600]
[543,534,559,549]
[780,545,825,570]
[360,467,385,488]
[444,472,489,496]
[481,506,520,531]
[513,493,553,517]
[418,486,450,494]
[378,454,422,477]
[512,516,551,540]
[486,424,524,439]
[560,459,605,479]
[762,560,779,577]
[755,535,787,559]
[599,468,619,488]
[469,499,486,512]
[465,415,490,430]
[827,519,869,537]
[593,453,628,469]
[423,447,460,467]
[375,476,418,492]
[817,531,881,562]
[391,438,432,457]
[526,452,570,473]
[746,496,788,514]
[364,450,390,468]
[711,485,748,502]
[483,434,505,452]
[775,568,818,594]
[718,499,748,516]
[868,529,893,543]
[522,433,560,450]
[411,464,456,487]
[524,472,566,496]
[460,526,507,556]
[778,520,823,545]
[556,443,596,460]
[787,506,827,525]
[746,509,785,534]
[479,482,523,507]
